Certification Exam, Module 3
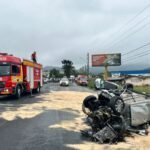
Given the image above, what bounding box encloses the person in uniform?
[31,51,37,63]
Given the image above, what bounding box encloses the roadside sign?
[92,53,121,66]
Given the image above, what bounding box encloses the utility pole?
[104,64,108,80]
[87,53,89,76]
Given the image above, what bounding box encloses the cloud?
[0,0,150,69]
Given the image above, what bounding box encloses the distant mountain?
[43,65,149,75]
[90,64,150,75]
[43,66,62,71]
[144,67,150,70]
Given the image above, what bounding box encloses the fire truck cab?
[0,53,43,99]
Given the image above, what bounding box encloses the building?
[111,70,150,77]
[111,69,150,86]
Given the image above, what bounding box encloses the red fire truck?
[0,53,43,98]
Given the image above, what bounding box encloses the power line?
[122,42,150,56]
[122,51,150,63]
[123,49,150,61]
[107,14,150,49]
[99,4,150,48]
[120,4,150,28]
[107,20,150,49]
[122,42,150,63]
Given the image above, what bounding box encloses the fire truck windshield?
[0,64,10,76]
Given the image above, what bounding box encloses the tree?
[49,68,60,78]
[61,59,74,78]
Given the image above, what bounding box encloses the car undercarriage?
[81,86,150,144]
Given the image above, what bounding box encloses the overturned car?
[81,86,150,144]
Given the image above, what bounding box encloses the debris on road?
[1,89,150,149]
[81,87,150,144]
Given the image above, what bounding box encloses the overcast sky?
[0,0,150,68]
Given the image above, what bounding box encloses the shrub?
[88,78,95,89]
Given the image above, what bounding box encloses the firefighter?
[31,51,37,63]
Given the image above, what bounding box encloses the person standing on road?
[31,51,37,63]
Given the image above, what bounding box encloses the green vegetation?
[87,78,150,95]
[88,78,95,89]
[62,59,74,78]
[49,68,64,78]
[134,86,150,94]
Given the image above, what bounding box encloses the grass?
[134,85,150,94]
[87,78,150,95]
[88,78,95,89]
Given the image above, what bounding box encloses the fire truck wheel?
[15,86,22,99]
[35,84,41,93]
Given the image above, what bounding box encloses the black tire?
[15,86,22,99]
[35,83,41,93]
[109,96,125,115]
[82,95,98,115]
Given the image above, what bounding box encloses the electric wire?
[107,20,150,49]
[123,49,150,61]
[100,4,150,49]
[122,52,150,63]
[122,42,150,56]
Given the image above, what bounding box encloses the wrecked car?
[81,86,150,144]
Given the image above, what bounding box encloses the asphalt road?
[0,82,94,150]
[48,82,94,93]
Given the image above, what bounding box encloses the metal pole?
[104,64,108,80]
[87,53,89,76]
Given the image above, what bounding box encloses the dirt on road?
[0,91,150,150]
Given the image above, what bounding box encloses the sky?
[0,0,150,69]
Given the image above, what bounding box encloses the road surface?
[0,82,149,150]
[0,82,95,150]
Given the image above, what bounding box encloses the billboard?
[92,53,121,66]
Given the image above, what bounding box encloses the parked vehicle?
[43,78,49,84]
[78,77,88,86]
[94,77,133,91]
[59,77,69,86]
[70,75,75,81]
[53,78,60,82]
[95,78,119,90]
[0,53,43,99]
[76,75,88,86]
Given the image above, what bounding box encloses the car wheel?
[109,96,125,115]
[82,95,98,115]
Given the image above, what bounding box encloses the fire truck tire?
[15,86,22,99]
[35,83,41,93]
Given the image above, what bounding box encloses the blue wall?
[111,70,150,75]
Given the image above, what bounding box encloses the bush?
[134,86,150,94]
[88,78,95,89]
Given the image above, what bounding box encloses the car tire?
[109,96,125,115]
[82,95,98,115]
